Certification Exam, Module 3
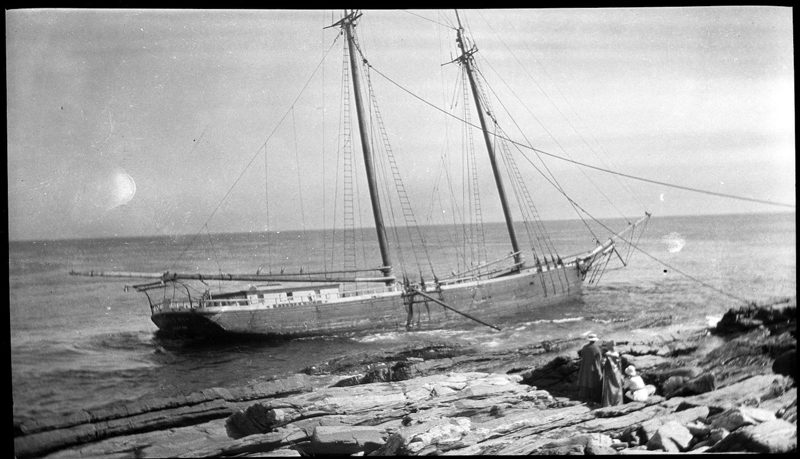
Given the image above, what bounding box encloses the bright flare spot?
[661,232,686,253]
[109,171,136,209]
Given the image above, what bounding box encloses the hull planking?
[151,263,583,337]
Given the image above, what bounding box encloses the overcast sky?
[7,8,795,241]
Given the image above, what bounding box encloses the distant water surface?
[9,212,795,422]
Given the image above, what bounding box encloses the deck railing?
[151,284,402,314]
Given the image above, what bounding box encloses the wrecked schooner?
[72,10,650,337]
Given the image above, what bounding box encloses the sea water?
[9,212,795,423]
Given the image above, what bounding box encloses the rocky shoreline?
[14,296,796,457]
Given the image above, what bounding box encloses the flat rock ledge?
[14,298,796,457]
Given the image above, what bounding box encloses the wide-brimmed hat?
[586,333,599,342]
[625,365,637,376]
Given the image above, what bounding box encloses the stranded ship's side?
[150,260,587,337]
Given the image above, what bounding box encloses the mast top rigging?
[453,9,524,268]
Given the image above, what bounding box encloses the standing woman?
[601,342,623,407]
[577,333,603,404]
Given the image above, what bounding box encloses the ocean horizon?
[7,209,794,243]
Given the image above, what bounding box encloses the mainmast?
[339,10,394,283]
[454,10,523,268]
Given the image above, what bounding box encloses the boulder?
[225,404,289,439]
[585,438,617,455]
[663,373,716,398]
[709,406,776,432]
[708,419,797,453]
[521,389,554,403]
[685,427,729,452]
[633,406,709,445]
[646,420,693,452]
[519,355,578,391]
[772,349,796,379]
[308,426,385,456]
[707,427,729,445]
[361,363,392,384]
[713,299,796,335]
[684,420,710,438]
[662,376,689,398]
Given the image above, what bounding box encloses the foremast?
[454,10,523,269]
[339,10,394,284]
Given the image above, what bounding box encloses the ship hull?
[151,264,583,338]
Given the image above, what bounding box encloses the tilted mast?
[454,10,523,268]
[339,10,394,283]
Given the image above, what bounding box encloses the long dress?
[577,342,603,403]
[601,352,623,407]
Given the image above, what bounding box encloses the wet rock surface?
[14,297,796,457]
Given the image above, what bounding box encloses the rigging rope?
[465,56,570,287]
[473,66,571,258]
[330,41,345,273]
[474,10,648,214]
[351,27,437,280]
[291,107,308,268]
[423,19,463,273]
[204,224,223,290]
[364,63,796,210]
[321,12,328,275]
[460,66,489,268]
[591,217,753,305]
[257,145,271,275]
[340,40,357,273]
[170,33,342,270]
[401,9,455,30]
[366,67,437,279]
[365,65,409,276]
[476,58,629,223]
